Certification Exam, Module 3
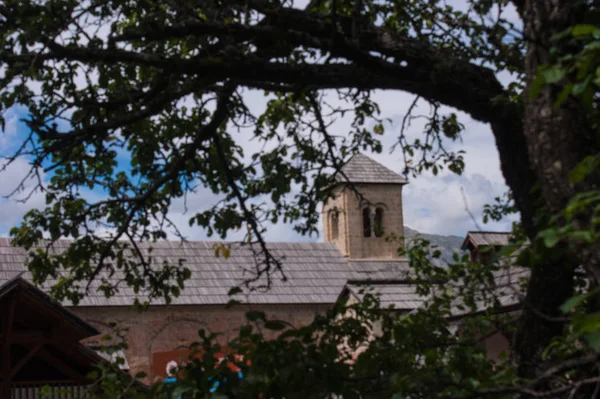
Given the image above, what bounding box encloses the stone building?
[0,153,524,384]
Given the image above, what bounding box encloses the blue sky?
[151,89,517,241]
[0,88,516,240]
[0,0,520,240]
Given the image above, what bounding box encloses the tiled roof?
[337,153,407,184]
[462,231,512,249]
[449,266,530,317]
[344,262,529,316]
[344,281,426,310]
[0,238,410,307]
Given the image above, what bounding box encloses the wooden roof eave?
[0,277,99,339]
[460,235,478,251]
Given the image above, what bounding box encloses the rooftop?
[0,238,410,307]
[461,231,512,250]
[337,153,408,185]
[343,280,427,310]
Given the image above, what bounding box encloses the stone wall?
[321,186,349,257]
[348,183,404,259]
[70,303,329,382]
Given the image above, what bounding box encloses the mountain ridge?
[404,226,466,266]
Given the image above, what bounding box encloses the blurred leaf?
[542,67,565,83]
[572,24,598,37]
[561,287,600,313]
[246,310,266,322]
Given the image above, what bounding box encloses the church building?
[0,153,522,386]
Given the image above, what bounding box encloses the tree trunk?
[523,0,600,271]
[512,245,576,380]
[511,0,600,382]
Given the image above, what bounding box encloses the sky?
[0,0,521,241]
[0,88,517,241]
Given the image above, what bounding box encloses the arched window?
[330,210,339,240]
[374,207,384,237]
[362,208,372,237]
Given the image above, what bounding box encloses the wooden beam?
[2,331,52,344]
[10,343,44,379]
[1,295,16,398]
[2,294,16,345]
[37,347,85,382]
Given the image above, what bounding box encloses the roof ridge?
[0,237,335,247]
[466,231,512,235]
[337,153,407,185]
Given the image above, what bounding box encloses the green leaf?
[576,54,593,80]
[569,155,596,183]
[172,385,193,398]
[98,72,109,87]
[468,378,481,388]
[552,28,572,41]
[538,229,560,248]
[529,74,546,100]
[570,230,594,243]
[373,123,384,135]
[575,313,600,334]
[572,25,598,37]
[554,83,573,109]
[228,286,243,296]
[542,67,565,83]
[561,287,600,313]
[584,332,600,350]
[264,320,287,330]
[135,371,147,379]
[226,299,242,309]
[246,310,266,322]
[561,294,585,314]
[573,75,593,96]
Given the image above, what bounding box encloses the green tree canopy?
[2,0,600,397]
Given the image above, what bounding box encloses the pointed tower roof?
[337,153,407,184]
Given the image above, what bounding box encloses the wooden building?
[0,276,105,398]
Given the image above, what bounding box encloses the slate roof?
[344,281,426,310]
[449,266,530,317]
[337,153,408,185]
[345,254,529,317]
[0,238,410,307]
[344,264,529,317]
[462,231,512,249]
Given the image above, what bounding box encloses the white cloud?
[0,0,522,244]
[0,157,47,235]
[0,89,515,241]
[0,106,26,154]
[338,92,514,237]
[163,186,318,243]
[402,173,515,236]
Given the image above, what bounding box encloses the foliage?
[532,21,600,252]
[1,0,600,398]
[93,239,523,399]
[0,0,523,303]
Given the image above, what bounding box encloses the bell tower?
[322,153,408,260]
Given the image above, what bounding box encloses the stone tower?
[322,153,408,259]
